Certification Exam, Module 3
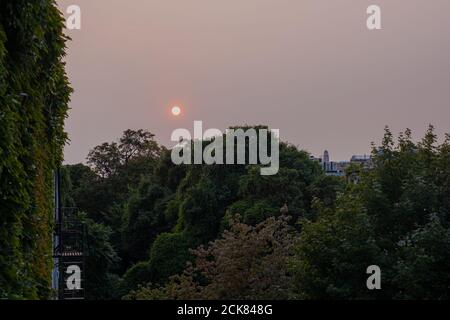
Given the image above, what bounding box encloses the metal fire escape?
[52,170,86,300]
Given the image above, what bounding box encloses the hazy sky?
[58,0,450,163]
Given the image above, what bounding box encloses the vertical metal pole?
[52,169,62,299]
[52,170,58,298]
[57,168,62,226]
[57,168,63,299]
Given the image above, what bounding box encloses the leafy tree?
[118,261,152,297]
[308,175,346,210]
[291,195,382,299]
[87,142,122,179]
[292,127,450,299]
[62,124,450,300]
[87,129,162,180]
[119,129,161,165]
[121,132,325,291]
[126,216,296,300]
[116,231,193,296]
[393,215,450,300]
[62,164,120,232]
[121,178,172,264]
[153,148,188,192]
[65,129,166,237]
[146,232,194,285]
[77,130,165,225]
[361,126,448,249]
[77,212,121,300]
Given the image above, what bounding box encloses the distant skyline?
[58,0,450,163]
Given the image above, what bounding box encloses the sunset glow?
[171,105,181,116]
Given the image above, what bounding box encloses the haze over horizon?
[58,0,450,164]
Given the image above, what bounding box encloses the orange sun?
[171,105,181,116]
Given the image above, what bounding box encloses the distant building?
[350,154,372,169]
[310,150,372,179]
[310,150,347,176]
[351,154,371,163]
[323,150,330,163]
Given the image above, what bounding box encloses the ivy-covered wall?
[0,1,71,299]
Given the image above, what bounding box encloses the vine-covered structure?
[0,0,71,299]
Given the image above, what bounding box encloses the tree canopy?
[61,125,450,300]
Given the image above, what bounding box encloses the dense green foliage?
[292,126,450,299]
[0,1,71,299]
[64,126,450,300]
[62,128,325,298]
[125,215,296,300]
